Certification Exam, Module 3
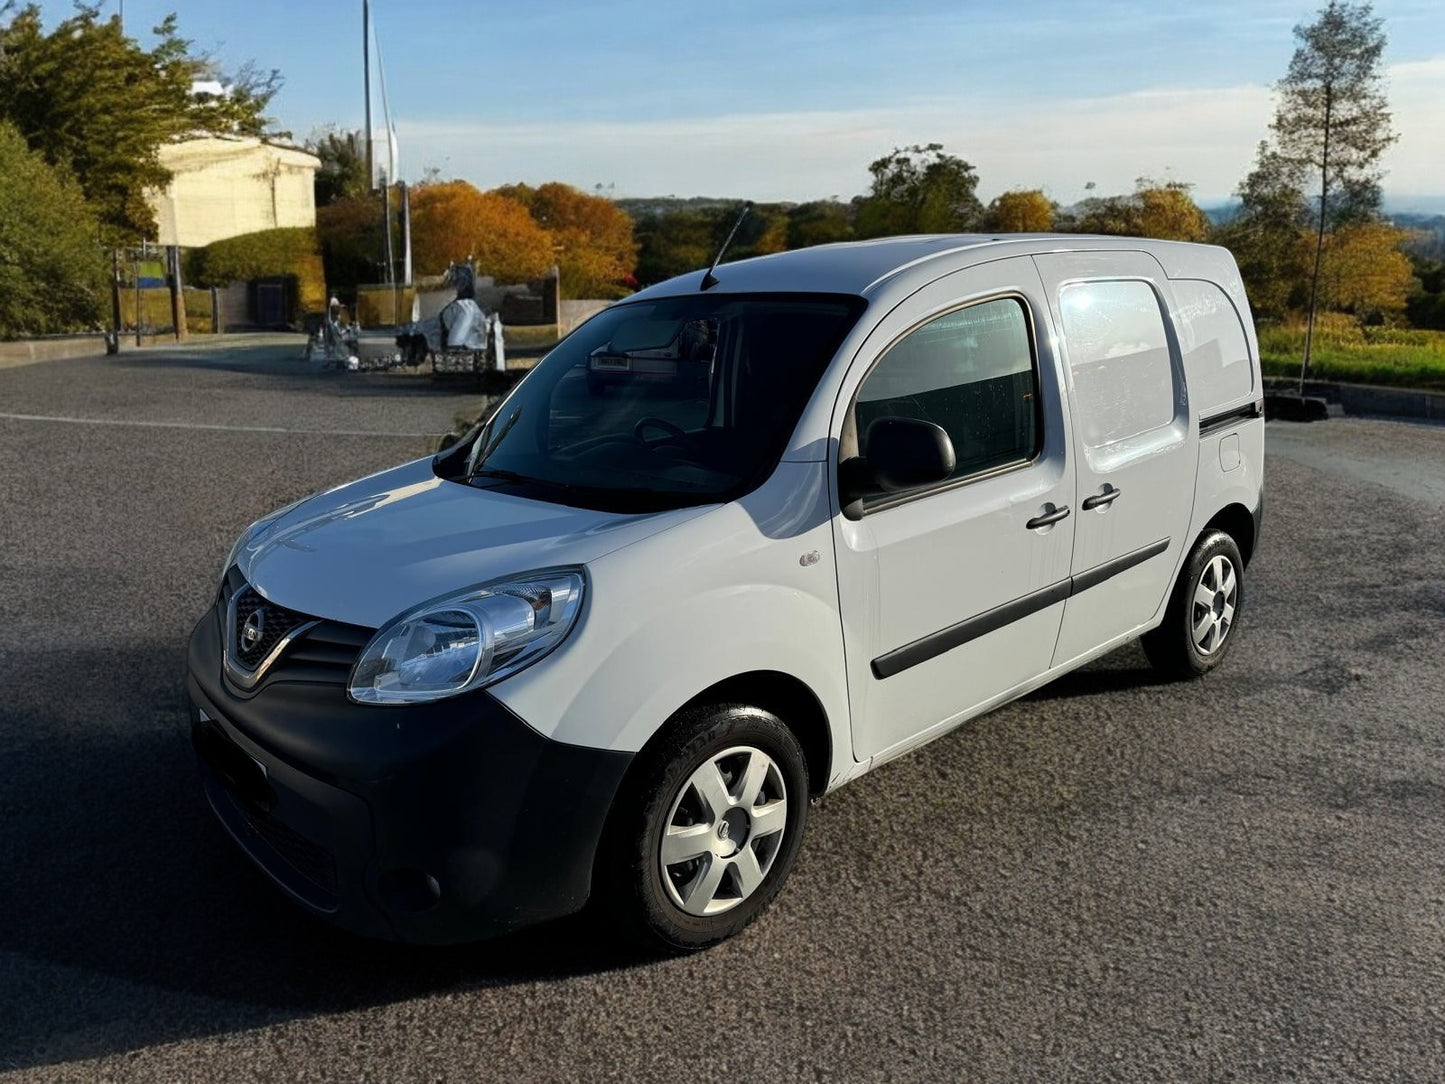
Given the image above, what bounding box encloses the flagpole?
[363,0,374,190]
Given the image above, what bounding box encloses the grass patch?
[1258,318,1445,389]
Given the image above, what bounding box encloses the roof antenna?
[700,201,752,290]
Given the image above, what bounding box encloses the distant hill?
[617,196,779,219]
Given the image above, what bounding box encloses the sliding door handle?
[1082,485,1122,510]
[1026,505,1071,530]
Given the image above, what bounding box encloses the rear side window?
[855,296,1039,491]
[1059,280,1175,448]
[1171,280,1254,411]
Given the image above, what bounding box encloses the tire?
[1143,529,1245,679]
[597,704,810,953]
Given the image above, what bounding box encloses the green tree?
[1216,145,1314,318]
[786,200,854,249]
[0,4,282,240]
[633,207,727,286]
[854,144,983,238]
[1264,1,1396,378]
[317,192,386,291]
[309,127,370,207]
[0,122,105,336]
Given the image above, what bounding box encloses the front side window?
[448,293,864,512]
[852,296,1040,501]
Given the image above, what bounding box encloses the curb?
[1264,379,1445,424]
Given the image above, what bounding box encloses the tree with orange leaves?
[410,181,554,283]
[497,182,637,297]
[983,189,1055,233]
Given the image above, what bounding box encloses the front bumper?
[186,607,632,944]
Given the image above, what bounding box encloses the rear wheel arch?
[1203,502,1257,566]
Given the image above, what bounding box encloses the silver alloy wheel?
[1191,553,1238,655]
[658,745,789,917]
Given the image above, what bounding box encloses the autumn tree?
[1257,1,1396,377]
[983,190,1055,233]
[854,144,984,238]
[1064,179,1210,241]
[1135,182,1212,241]
[0,5,282,240]
[1316,222,1414,316]
[496,182,637,297]
[409,182,553,283]
[0,123,105,335]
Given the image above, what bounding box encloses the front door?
[1031,252,1197,665]
[832,258,1076,764]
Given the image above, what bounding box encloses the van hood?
[235,457,712,628]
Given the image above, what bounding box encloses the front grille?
[230,585,308,670]
[219,568,371,688]
[272,621,372,684]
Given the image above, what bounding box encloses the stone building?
[148,137,321,248]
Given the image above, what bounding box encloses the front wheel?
[1143,529,1244,679]
[598,705,810,953]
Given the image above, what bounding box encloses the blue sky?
[87,1,1445,204]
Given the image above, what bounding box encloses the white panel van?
[188,235,1264,952]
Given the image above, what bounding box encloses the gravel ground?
[1,346,1443,1082]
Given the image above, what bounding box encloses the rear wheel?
[1143,529,1244,679]
[598,705,809,953]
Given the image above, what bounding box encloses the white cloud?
[399,56,1443,205]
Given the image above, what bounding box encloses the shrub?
[0,122,106,337]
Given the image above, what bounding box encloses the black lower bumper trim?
[187,608,633,944]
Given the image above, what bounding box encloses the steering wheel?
[633,416,689,447]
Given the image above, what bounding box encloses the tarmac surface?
[1,341,1443,1082]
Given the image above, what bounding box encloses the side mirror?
[866,417,957,491]
[840,417,956,518]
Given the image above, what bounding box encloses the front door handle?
[1082,485,1122,510]
[1026,504,1071,530]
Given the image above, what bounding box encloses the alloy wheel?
[1191,553,1237,655]
[658,745,788,916]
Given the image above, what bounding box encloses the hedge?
[188,227,328,316]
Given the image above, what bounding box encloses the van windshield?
[448,293,865,512]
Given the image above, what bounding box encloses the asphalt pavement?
[1,342,1443,1082]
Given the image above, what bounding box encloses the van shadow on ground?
[0,634,1159,1071]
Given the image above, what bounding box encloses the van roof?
[628,233,1226,302]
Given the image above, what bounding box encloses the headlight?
[348,569,586,705]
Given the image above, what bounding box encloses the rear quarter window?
[1170,279,1255,413]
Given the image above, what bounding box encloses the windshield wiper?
[469,467,533,484]
[467,407,523,478]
